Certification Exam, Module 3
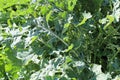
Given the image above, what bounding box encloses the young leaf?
[65,44,74,52]
[103,15,114,30]
[46,10,52,22]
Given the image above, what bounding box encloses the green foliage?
[0,0,120,80]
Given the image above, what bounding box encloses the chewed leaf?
[68,0,77,11]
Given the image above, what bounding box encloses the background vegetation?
[0,0,120,80]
